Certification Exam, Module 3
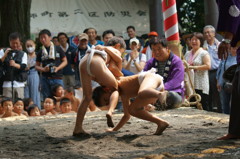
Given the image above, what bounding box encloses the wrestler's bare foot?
[106,113,114,128]
[154,121,169,135]
[217,134,240,140]
[73,129,90,137]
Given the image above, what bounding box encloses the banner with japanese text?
[30,0,149,38]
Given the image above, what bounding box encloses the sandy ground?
[0,107,240,159]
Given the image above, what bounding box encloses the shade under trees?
[0,0,32,48]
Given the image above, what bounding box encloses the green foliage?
[177,0,205,34]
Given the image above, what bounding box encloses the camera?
[47,63,56,73]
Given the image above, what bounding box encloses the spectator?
[13,98,28,116]
[143,31,159,61]
[184,32,211,110]
[27,104,41,117]
[74,33,90,87]
[86,28,104,47]
[144,37,184,101]
[35,29,67,100]
[24,39,41,108]
[0,32,28,101]
[1,97,18,118]
[203,25,221,112]
[23,97,34,111]
[123,38,146,74]
[102,29,115,45]
[40,97,58,115]
[52,36,60,46]
[57,32,76,88]
[64,86,81,112]
[216,46,237,114]
[51,84,64,112]
[60,97,75,114]
[125,26,144,53]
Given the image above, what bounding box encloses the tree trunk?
[0,0,31,47]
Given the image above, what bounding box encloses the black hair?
[83,28,89,34]
[1,97,12,106]
[27,104,39,115]
[57,32,69,41]
[9,32,22,42]
[106,36,126,49]
[45,96,57,105]
[60,97,71,106]
[39,29,51,37]
[52,36,58,40]
[23,98,33,111]
[51,84,63,95]
[14,98,23,104]
[92,86,105,107]
[149,37,168,48]
[65,86,75,96]
[102,29,115,38]
[190,32,204,47]
[127,26,135,31]
[87,27,97,34]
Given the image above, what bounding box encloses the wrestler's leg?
[90,62,119,127]
[90,61,118,89]
[137,74,168,102]
[128,74,169,135]
[73,65,93,136]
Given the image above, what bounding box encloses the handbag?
[223,64,237,82]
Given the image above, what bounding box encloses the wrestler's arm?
[107,96,131,132]
[95,45,122,69]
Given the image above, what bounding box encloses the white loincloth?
[138,68,164,91]
[86,46,107,77]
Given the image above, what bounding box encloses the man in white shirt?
[0,32,27,100]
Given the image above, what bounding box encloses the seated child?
[1,97,18,118]
[27,104,41,117]
[40,97,58,115]
[51,84,64,112]
[64,87,81,112]
[0,96,5,116]
[13,98,29,116]
[23,98,34,111]
[60,97,75,114]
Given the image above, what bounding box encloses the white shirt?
[124,53,147,74]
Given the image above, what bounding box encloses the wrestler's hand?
[95,45,105,51]
[218,42,230,60]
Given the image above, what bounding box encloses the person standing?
[57,32,76,89]
[74,33,90,87]
[24,39,41,109]
[0,32,28,101]
[216,47,237,114]
[203,25,221,112]
[35,29,67,100]
[86,28,104,47]
[184,33,211,110]
[217,0,240,140]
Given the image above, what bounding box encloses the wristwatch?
[222,39,231,44]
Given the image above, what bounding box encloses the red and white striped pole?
[161,0,181,56]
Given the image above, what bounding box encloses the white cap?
[130,38,139,45]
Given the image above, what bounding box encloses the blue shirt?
[207,42,221,70]
[88,40,104,47]
[216,54,237,87]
